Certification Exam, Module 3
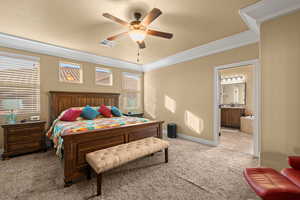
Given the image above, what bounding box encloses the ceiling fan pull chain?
[137,48,140,63]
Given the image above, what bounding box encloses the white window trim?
[122,72,142,92]
[59,61,83,84]
[95,67,113,86]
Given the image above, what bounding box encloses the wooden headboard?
[49,91,120,123]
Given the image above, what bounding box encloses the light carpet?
[220,129,253,155]
[0,137,259,200]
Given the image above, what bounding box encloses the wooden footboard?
[48,91,163,185]
[62,121,163,185]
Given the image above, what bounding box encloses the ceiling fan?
[103,8,173,49]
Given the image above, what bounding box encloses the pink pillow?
[99,104,113,118]
[60,109,82,121]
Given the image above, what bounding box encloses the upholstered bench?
[86,137,170,196]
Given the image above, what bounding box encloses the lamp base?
[6,112,17,124]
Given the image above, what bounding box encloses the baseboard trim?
[163,130,217,147]
[177,133,217,147]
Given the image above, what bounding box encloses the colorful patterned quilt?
[47,116,150,158]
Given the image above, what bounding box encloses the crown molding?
[0,32,143,72]
[240,0,300,35]
[0,51,40,62]
[143,30,259,72]
[1,0,299,73]
[143,0,300,72]
[0,30,258,73]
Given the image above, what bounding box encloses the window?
[0,53,40,115]
[95,67,113,86]
[122,73,141,110]
[122,72,141,91]
[59,62,82,83]
[123,92,141,110]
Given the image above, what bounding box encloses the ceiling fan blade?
[147,29,173,39]
[137,41,146,49]
[141,8,162,26]
[107,32,128,41]
[103,13,129,27]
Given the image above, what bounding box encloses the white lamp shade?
[2,99,22,110]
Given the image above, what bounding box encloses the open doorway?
[213,60,260,157]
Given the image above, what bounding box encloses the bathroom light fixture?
[221,74,246,84]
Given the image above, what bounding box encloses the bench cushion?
[244,168,300,200]
[86,137,169,174]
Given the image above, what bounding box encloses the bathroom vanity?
[221,107,245,129]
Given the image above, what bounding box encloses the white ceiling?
[0,0,299,71]
[0,0,260,64]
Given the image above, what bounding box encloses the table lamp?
[2,99,22,124]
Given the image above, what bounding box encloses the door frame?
[213,59,261,157]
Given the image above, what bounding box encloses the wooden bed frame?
[49,91,163,186]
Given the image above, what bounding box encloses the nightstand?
[123,113,144,118]
[2,121,46,160]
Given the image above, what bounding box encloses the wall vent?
[100,39,116,47]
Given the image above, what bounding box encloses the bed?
[48,91,163,186]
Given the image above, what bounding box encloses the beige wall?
[260,11,300,170]
[220,65,255,115]
[144,43,259,140]
[0,47,144,148]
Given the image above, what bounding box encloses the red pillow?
[99,105,113,118]
[60,109,82,121]
[289,156,300,170]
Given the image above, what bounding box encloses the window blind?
[123,92,140,110]
[0,55,40,115]
[122,72,141,110]
[95,67,112,86]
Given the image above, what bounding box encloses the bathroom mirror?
[221,83,246,105]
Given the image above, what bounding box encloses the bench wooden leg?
[64,181,73,187]
[97,173,102,196]
[165,148,168,163]
[86,165,91,180]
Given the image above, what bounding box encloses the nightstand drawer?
[8,126,43,135]
[7,132,42,143]
[8,141,41,152]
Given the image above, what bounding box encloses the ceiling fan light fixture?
[103,8,173,49]
[129,29,146,42]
